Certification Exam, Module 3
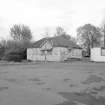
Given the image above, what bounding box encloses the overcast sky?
[0,0,105,40]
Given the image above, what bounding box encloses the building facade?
[27,36,82,61]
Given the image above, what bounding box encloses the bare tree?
[10,24,32,41]
[55,26,65,36]
[55,26,72,40]
[77,24,102,56]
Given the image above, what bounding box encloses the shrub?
[1,39,33,62]
[0,47,5,60]
[2,48,26,62]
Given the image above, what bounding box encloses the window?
[101,47,105,56]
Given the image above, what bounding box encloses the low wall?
[91,47,105,62]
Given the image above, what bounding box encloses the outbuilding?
[91,47,105,62]
[27,36,82,61]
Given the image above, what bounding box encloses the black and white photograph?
[0,0,105,105]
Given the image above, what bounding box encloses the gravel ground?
[0,61,105,105]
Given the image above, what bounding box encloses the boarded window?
[101,47,105,56]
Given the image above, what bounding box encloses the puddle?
[0,87,8,91]
[82,75,105,85]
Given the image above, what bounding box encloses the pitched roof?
[30,36,81,49]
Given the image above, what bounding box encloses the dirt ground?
[0,61,105,105]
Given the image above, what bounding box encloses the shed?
[91,47,105,62]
